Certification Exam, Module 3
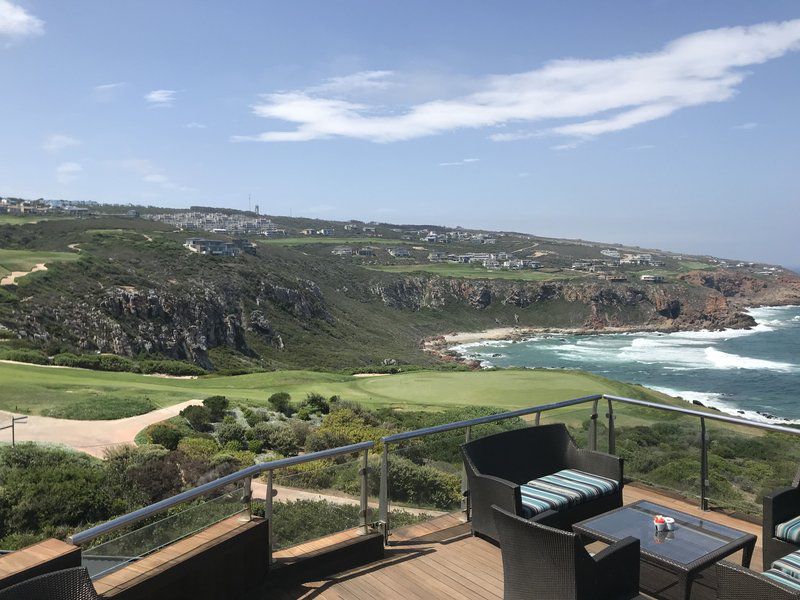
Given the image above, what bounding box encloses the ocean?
[452,305,800,423]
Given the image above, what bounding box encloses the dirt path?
[252,481,443,517]
[0,400,201,457]
[0,262,47,286]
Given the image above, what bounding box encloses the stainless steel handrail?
[381,394,603,443]
[68,440,374,546]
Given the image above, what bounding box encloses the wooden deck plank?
[269,485,766,599]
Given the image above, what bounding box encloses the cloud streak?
[439,158,479,166]
[0,0,43,40]
[43,134,81,153]
[234,19,800,145]
[145,89,178,107]
[56,162,82,184]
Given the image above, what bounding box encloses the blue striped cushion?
[776,515,800,543]
[519,469,619,518]
[772,549,800,581]
[763,568,800,591]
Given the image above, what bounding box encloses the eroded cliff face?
[12,278,332,368]
[367,273,760,331]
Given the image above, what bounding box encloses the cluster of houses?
[428,251,542,271]
[183,238,257,257]
[418,230,497,245]
[301,228,335,236]
[148,211,287,237]
[331,245,413,258]
[0,197,93,217]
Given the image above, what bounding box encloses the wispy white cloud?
[308,70,395,95]
[184,122,206,129]
[145,89,178,108]
[56,162,82,184]
[732,121,758,130]
[439,158,480,166]
[628,144,656,150]
[110,159,193,192]
[234,19,800,145]
[0,0,43,41]
[43,134,81,153]
[92,82,126,102]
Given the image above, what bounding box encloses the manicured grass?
[677,260,715,271]
[0,249,81,277]
[367,263,571,281]
[0,361,678,421]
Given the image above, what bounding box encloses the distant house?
[423,232,439,243]
[572,261,592,270]
[640,274,665,283]
[231,238,257,255]
[603,274,628,282]
[343,224,360,231]
[184,238,242,257]
[525,261,543,270]
[388,247,411,258]
[301,229,316,236]
[363,226,376,235]
[357,247,376,257]
[428,251,447,262]
[331,246,354,256]
[317,228,335,236]
[126,209,140,218]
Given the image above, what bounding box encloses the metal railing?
[376,393,800,536]
[68,441,374,558]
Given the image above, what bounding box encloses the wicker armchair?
[716,561,800,600]
[461,423,623,540]
[0,567,99,600]
[492,505,642,600]
[764,478,800,567]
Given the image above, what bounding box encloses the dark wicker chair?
[492,505,642,600]
[462,423,623,541]
[0,567,99,600]
[716,561,800,599]
[764,473,800,567]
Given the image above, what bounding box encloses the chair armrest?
[566,445,623,483]
[765,486,800,530]
[471,473,521,514]
[717,561,800,600]
[592,536,640,599]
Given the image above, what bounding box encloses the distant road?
[0,399,201,457]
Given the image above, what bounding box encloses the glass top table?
[573,500,756,600]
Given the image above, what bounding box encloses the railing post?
[462,426,472,522]
[606,397,616,455]
[359,448,369,534]
[534,411,541,426]
[378,442,389,542]
[700,418,709,511]
[266,469,275,563]
[240,476,252,522]
[589,398,599,451]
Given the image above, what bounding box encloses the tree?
[297,392,330,419]
[203,395,229,421]
[147,423,183,451]
[268,392,292,416]
[180,405,212,431]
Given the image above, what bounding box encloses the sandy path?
[0,262,47,286]
[252,481,443,517]
[0,400,201,458]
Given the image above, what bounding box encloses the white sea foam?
[649,386,800,425]
[704,347,796,371]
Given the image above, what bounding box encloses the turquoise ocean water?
[452,305,800,423]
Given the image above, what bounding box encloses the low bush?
[177,437,220,461]
[146,423,184,451]
[180,405,212,431]
[0,349,49,365]
[216,421,247,447]
[203,395,229,421]
[139,360,206,376]
[268,392,292,416]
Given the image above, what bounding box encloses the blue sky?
[1,1,798,265]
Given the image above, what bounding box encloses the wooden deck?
[269,485,763,600]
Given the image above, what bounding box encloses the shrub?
[177,437,219,461]
[52,353,138,372]
[216,421,247,447]
[147,423,183,451]
[386,455,461,510]
[203,395,229,421]
[0,349,49,365]
[298,393,330,419]
[268,392,292,416]
[180,405,212,431]
[139,360,206,376]
[248,439,263,453]
[248,422,300,456]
